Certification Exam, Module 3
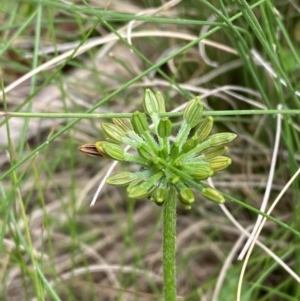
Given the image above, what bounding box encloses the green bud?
[158,147,168,159]
[128,185,151,199]
[193,116,213,142]
[201,187,225,204]
[182,137,198,153]
[183,96,203,128]
[178,202,191,210]
[202,146,227,160]
[112,118,133,132]
[178,188,195,205]
[184,164,214,180]
[94,142,105,156]
[151,187,167,204]
[101,123,126,143]
[132,111,149,135]
[96,142,125,161]
[137,143,156,161]
[155,91,166,113]
[208,156,232,172]
[127,176,162,199]
[158,118,172,138]
[128,171,163,199]
[143,89,161,116]
[78,143,103,157]
[210,133,237,147]
[127,178,144,192]
[106,171,134,186]
[170,141,180,158]
[155,200,164,206]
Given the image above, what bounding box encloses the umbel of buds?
[79,89,236,209]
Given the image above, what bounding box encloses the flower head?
[79,89,237,209]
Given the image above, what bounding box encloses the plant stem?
[2,109,300,119]
[163,185,177,300]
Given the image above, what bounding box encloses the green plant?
[79,89,236,300]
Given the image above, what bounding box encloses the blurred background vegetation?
[1,0,300,300]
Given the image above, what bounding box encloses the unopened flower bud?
[170,141,180,157]
[183,96,203,128]
[202,146,227,160]
[179,202,191,210]
[182,137,198,153]
[178,188,195,205]
[201,187,225,204]
[208,156,232,172]
[137,143,157,161]
[193,116,213,142]
[101,123,126,143]
[184,164,214,180]
[143,89,163,115]
[155,91,166,113]
[112,118,133,132]
[151,187,167,204]
[128,185,151,199]
[158,118,172,138]
[78,143,103,157]
[210,133,237,147]
[106,171,134,186]
[127,178,144,192]
[96,142,125,161]
[132,111,149,135]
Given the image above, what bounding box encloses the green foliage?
[1,0,300,300]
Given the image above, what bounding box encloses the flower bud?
[170,141,180,158]
[182,137,198,153]
[202,146,227,160]
[106,171,134,186]
[93,142,105,156]
[112,118,133,132]
[190,165,214,180]
[101,123,126,143]
[95,142,125,161]
[183,96,203,128]
[143,89,162,116]
[154,200,164,206]
[151,187,167,204]
[127,178,144,192]
[178,202,191,210]
[128,171,163,199]
[158,148,168,159]
[78,143,103,157]
[137,143,156,161]
[134,184,158,199]
[201,187,225,204]
[128,185,151,199]
[155,91,166,113]
[132,111,149,135]
[178,188,195,205]
[184,164,214,180]
[158,118,172,138]
[208,156,232,172]
[192,116,213,142]
[210,133,237,147]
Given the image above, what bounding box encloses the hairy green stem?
[163,185,177,300]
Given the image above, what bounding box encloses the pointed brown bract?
[78,144,103,157]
